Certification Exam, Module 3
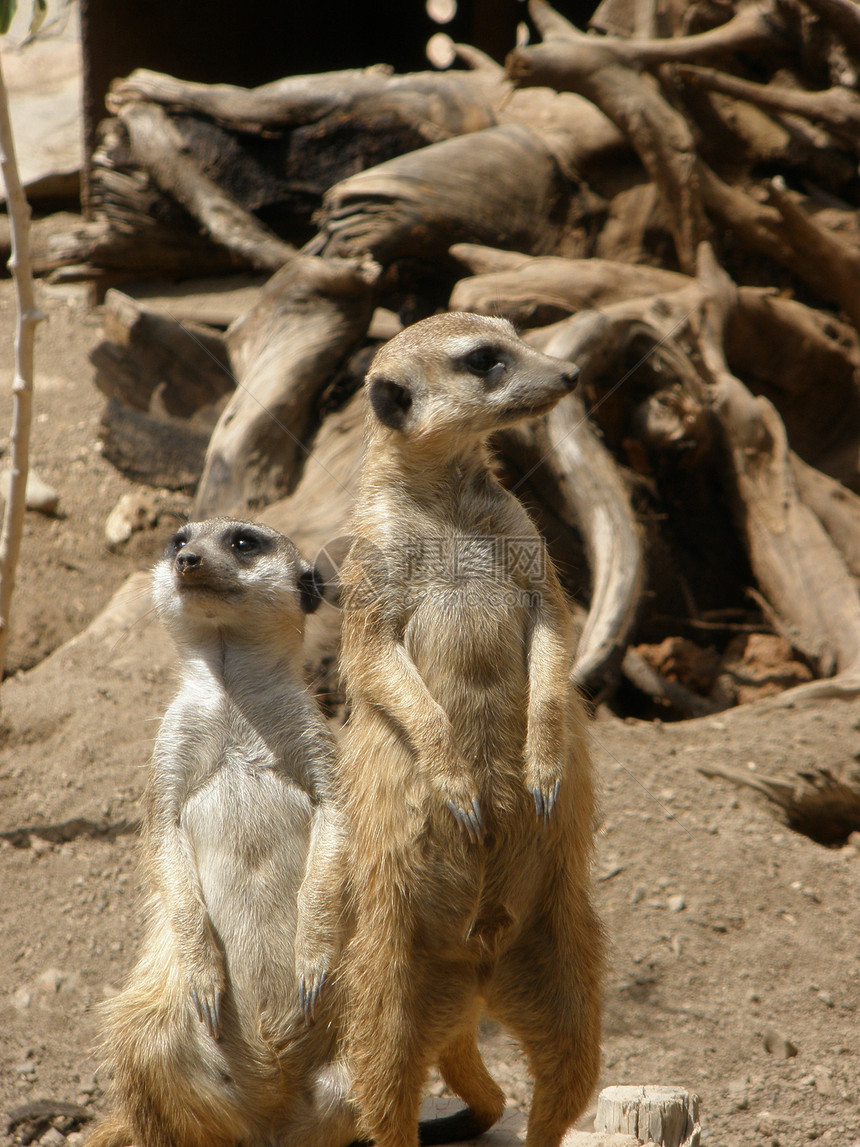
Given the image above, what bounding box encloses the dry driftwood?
[107,62,505,141]
[685,244,860,677]
[765,176,860,331]
[698,762,860,846]
[505,0,773,272]
[99,399,211,492]
[450,244,688,325]
[596,1085,701,1147]
[118,101,296,273]
[495,311,645,698]
[77,0,860,716]
[790,453,860,578]
[90,289,232,418]
[620,648,720,720]
[447,244,860,490]
[306,123,576,264]
[194,254,377,518]
[677,64,860,145]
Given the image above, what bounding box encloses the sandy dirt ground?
[0,278,859,1147]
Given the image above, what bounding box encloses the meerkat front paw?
[294,925,336,1023]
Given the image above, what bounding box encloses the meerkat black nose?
[561,364,580,390]
[176,550,202,573]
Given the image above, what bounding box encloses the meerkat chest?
[401,531,534,694]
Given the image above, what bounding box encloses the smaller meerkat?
[85,519,357,1147]
[296,313,605,1147]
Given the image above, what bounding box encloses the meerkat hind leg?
[488,905,602,1147]
[434,1025,506,1138]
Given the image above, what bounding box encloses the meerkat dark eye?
[461,344,506,385]
[230,529,264,556]
[166,529,190,556]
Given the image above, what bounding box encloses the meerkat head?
[152,518,325,642]
[364,312,579,451]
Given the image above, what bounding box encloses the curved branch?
[118,102,295,272]
[678,65,860,142]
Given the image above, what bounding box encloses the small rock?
[39,1129,66,1147]
[12,986,33,1010]
[816,990,834,1008]
[846,831,860,851]
[104,490,158,549]
[668,894,686,913]
[65,1135,86,1147]
[763,1028,798,1058]
[76,1073,98,1096]
[814,1072,834,1097]
[0,467,60,515]
[35,967,66,994]
[728,1079,750,1110]
[29,833,53,855]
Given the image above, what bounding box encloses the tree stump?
[595,1086,701,1147]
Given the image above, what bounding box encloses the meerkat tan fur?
[296,312,605,1147]
[85,519,360,1147]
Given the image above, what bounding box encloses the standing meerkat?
[296,312,605,1147]
[86,519,358,1147]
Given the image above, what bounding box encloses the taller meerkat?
[298,313,604,1147]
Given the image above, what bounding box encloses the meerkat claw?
[299,971,328,1023]
[533,780,561,821]
[191,991,221,1039]
[446,800,482,842]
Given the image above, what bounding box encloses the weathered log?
[54,117,250,280]
[698,762,860,846]
[448,245,860,489]
[499,311,645,697]
[99,274,268,328]
[449,247,687,325]
[621,647,720,719]
[790,453,860,578]
[507,0,778,273]
[507,0,717,273]
[765,175,860,331]
[99,398,211,492]
[118,101,295,273]
[90,289,233,417]
[194,254,377,518]
[306,123,576,264]
[677,64,860,145]
[107,64,504,140]
[688,244,860,675]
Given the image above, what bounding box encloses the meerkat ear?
[367,376,413,430]
[297,565,326,614]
